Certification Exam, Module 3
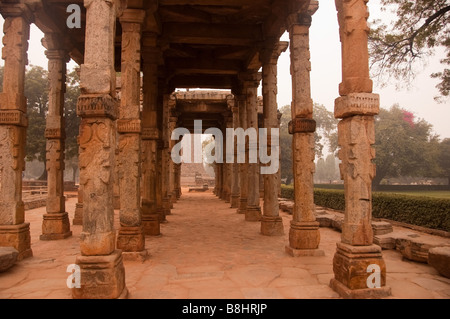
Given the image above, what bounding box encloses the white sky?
[0,0,448,139]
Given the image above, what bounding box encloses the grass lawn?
[375,190,450,199]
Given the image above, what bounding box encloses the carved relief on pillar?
[0,14,30,113]
[78,118,117,256]
[335,93,379,119]
[117,134,141,227]
[0,125,25,225]
[337,115,376,246]
[335,0,373,95]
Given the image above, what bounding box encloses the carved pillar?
[161,94,172,217]
[169,111,178,204]
[242,73,262,222]
[236,94,247,215]
[229,99,240,208]
[285,7,323,256]
[0,5,32,260]
[260,42,288,236]
[141,35,160,236]
[330,0,391,298]
[221,114,231,202]
[116,9,147,259]
[73,0,127,299]
[73,187,83,225]
[40,36,72,240]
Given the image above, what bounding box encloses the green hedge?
[280,185,450,232]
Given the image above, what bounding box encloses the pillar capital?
[0,3,33,23]
[260,41,289,66]
[119,8,146,25]
[239,72,262,89]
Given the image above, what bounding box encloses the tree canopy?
[373,104,442,188]
[369,0,450,101]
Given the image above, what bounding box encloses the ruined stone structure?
[0,0,390,299]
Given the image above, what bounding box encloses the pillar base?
[72,250,128,299]
[122,250,148,262]
[73,203,83,225]
[163,198,171,215]
[230,195,240,208]
[0,223,32,261]
[261,216,284,236]
[142,214,160,236]
[116,226,145,252]
[330,278,391,299]
[245,206,261,222]
[156,209,167,223]
[288,221,320,250]
[285,246,325,257]
[331,242,390,297]
[237,198,247,215]
[40,213,72,241]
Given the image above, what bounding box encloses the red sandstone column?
[40,35,72,240]
[236,94,248,215]
[330,0,391,298]
[242,72,262,222]
[73,0,127,299]
[141,35,161,236]
[161,94,173,217]
[116,9,147,260]
[229,98,240,208]
[285,6,324,257]
[0,4,32,260]
[260,42,288,236]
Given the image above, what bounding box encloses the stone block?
[335,93,380,119]
[396,236,438,263]
[261,216,284,236]
[428,246,450,278]
[371,221,393,236]
[373,235,396,250]
[0,247,18,272]
[72,250,127,299]
[0,223,32,261]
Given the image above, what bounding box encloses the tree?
[372,104,442,188]
[64,69,81,182]
[369,0,450,102]
[438,138,450,185]
[24,66,49,179]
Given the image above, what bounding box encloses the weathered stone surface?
[72,250,127,299]
[396,235,438,263]
[373,234,396,250]
[0,247,18,272]
[335,93,380,118]
[372,221,393,236]
[261,216,284,236]
[428,246,450,278]
[0,223,32,261]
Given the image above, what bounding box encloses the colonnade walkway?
[0,189,449,299]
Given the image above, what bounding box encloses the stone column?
[73,0,127,299]
[221,114,231,202]
[169,111,178,204]
[116,9,147,260]
[285,8,323,256]
[242,73,262,222]
[260,42,288,236]
[141,36,160,236]
[330,0,391,298]
[0,5,32,260]
[40,36,72,241]
[73,187,83,225]
[161,94,172,217]
[229,99,240,208]
[236,94,247,215]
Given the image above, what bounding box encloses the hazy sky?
[0,0,448,139]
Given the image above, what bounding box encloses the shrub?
[279,185,450,232]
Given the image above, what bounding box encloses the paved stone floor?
[1,189,449,299]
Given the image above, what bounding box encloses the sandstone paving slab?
[188,286,245,299]
[277,285,340,299]
[386,278,437,299]
[241,287,284,299]
[225,265,281,288]
[268,277,319,288]
[317,273,334,286]
[410,277,450,294]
